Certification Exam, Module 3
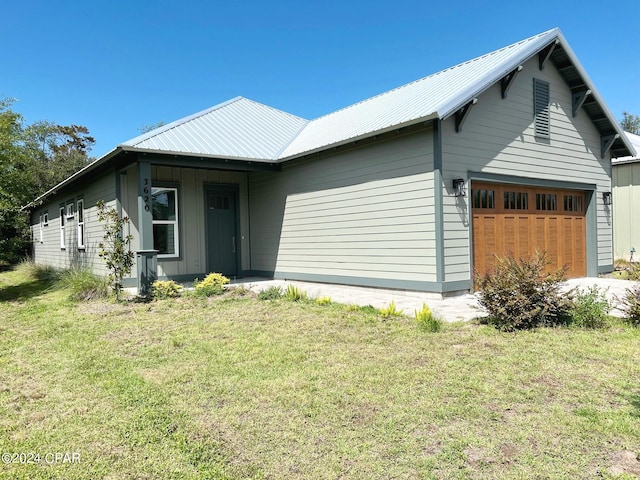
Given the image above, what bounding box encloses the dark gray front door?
[206,189,237,276]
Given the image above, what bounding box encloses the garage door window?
[564,195,583,212]
[504,191,528,210]
[472,189,495,209]
[536,193,557,211]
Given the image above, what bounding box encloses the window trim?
[38,214,44,243]
[59,206,66,250]
[152,185,180,259]
[43,212,49,226]
[66,202,75,219]
[77,199,85,249]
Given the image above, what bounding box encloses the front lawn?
[1,267,639,479]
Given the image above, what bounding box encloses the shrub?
[151,280,183,299]
[621,284,640,327]
[284,284,307,302]
[568,286,611,329]
[476,251,572,331]
[257,285,283,300]
[415,303,442,332]
[379,300,404,318]
[193,273,230,297]
[316,296,332,305]
[59,267,109,301]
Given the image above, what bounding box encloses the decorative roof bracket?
[601,133,619,159]
[501,65,523,99]
[572,89,592,117]
[455,98,478,133]
[538,39,559,70]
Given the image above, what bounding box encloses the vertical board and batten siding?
[613,162,640,261]
[31,172,116,276]
[249,129,436,286]
[441,55,611,281]
[120,165,249,281]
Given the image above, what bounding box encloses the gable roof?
[613,132,640,164]
[118,27,633,161]
[25,28,635,209]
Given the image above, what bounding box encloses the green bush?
[415,303,442,332]
[151,280,183,299]
[59,267,109,301]
[257,285,283,300]
[379,300,403,318]
[622,284,640,327]
[476,251,572,331]
[193,273,230,297]
[284,284,307,302]
[568,286,611,328]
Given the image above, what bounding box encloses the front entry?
[206,186,238,277]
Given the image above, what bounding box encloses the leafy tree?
[0,96,96,264]
[138,121,165,134]
[621,111,640,135]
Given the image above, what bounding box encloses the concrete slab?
[230,277,637,322]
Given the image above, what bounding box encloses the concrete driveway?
[233,277,637,322]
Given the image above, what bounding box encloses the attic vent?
[533,79,550,138]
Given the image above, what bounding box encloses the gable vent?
[533,78,550,138]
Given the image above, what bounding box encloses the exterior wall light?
[602,191,612,205]
[453,178,466,197]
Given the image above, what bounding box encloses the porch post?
[137,160,157,295]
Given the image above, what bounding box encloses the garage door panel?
[472,183,586,279]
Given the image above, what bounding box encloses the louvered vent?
[533,79,550,138]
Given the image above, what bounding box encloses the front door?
[206,187,238,277]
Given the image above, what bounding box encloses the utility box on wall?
[136,250,158,297]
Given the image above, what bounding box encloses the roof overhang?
[439,30,634,159]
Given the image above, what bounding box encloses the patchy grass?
[1,268,639,479]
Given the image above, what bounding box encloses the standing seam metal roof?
[119,28,633,162]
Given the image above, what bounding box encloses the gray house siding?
[249,128,437,289]
[31,172,116,276]
[440,55,612,282]
[120,164,249,282]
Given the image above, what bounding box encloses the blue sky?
[3,0,639,158]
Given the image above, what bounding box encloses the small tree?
[96,200,134,299]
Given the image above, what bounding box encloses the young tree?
[96,201,134,299]
[621,111,640,135]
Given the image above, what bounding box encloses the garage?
[471,182,586,278]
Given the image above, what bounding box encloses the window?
[472,189,495,209]
[59,207,66,249]
[66,202,74,219]
[563,194,583,212]
[533,78,550,138]
[77,199,85,249]
[43,212,49,226]
[39,214,44,243]
[536,193,557,211]
[152,187,179,257]
[504,191,528,210]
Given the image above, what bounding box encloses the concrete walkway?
[231,276,636,322]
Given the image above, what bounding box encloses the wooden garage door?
[472,182,586,278]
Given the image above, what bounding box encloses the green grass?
[1,266,639,478]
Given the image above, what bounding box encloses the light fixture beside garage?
[453,178,466,197]
[602,191,612,205]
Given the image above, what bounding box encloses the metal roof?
[612,132,640,164]
[121,97,308,162]
[279,28,633,159]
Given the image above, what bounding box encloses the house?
[26,27,635,297]
[612,131,640,262]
